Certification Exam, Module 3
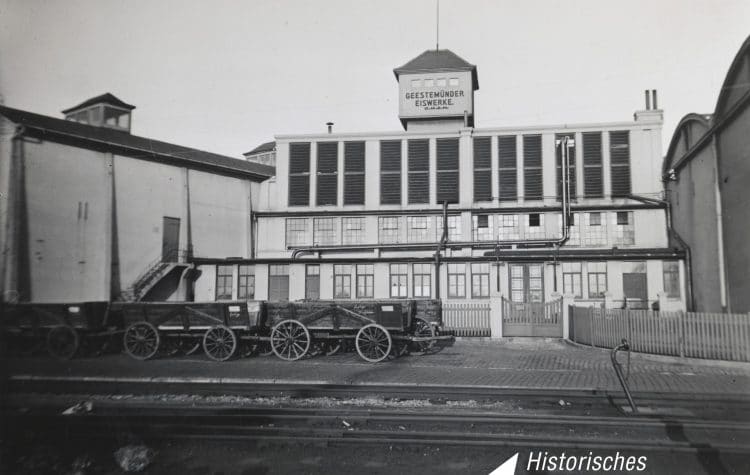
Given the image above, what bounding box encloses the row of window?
[410,77,461,88]
[284,211,635,248]
[288,131,630,207]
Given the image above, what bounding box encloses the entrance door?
[623,273,648,309]
[504,263,562,337]
[162,217,180,262]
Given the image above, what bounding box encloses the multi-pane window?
[305,265,320,300]
[473,136,492,202]
[344,141,365,205]
[379,216,401,244]
[436,138,460,203]
[436,215,462,242]
[526,213,546,240]
[663,261,681,298]
[407,216,432,242]
[389,264,408,298]
[610,131,631,197]
[510,264,544,303]
[380,140,402,205]
[356,264,374,298]
[556,133,577,201]
[238,265,255,299]
[498,135,518,201]
[413,263,432,298]
[408,139,430,204]
[333,265,352,299]
[582,132,603,198]
[285,218,309,247]
[510,265,524,303]
[316,142,338,206]
[473,214,493,241]
[523,135,543,200]
[587,262,607,298]
[216,265,233,300]
[447,263,466,298]
[288,142,310,206]
[471,263,490,298]
[581,212,607,246]
[269,265,289,301]
[313,217,338,245]
[498,214,520,240]
[612,211,635,245]
[562,262,582,298]
[342,217,365,245]
[559,213,581,246]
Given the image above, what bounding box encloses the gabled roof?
[0,105,274,181]
[244,141,276,156]
[394,49,479,90]
[62,93,136,114]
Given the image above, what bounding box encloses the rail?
[611,338,637,414]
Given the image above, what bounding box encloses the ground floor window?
[269,265,289,301]
[334,264,352,299]
[237,265,255,299]
[305,264,320,300]
[447,263,466,298]
[413,263,431,298]
[663,261,680,298]
[390,264,408,298]
[587,262,607,298]
[562,262,582,298]
[471,263,490,298]
[356,264,374,298]
[216,265,233,300]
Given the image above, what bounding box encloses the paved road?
[6,340,750,395]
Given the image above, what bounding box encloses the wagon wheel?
[46,325,79,359]
[409,317,436,355]
[203,325,237,362]
[123,322,160,360]
[355,324,392,363]
[270,320,310,361]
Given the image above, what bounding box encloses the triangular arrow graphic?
[489,452,519,475]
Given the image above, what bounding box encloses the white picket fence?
[442,301,491,337]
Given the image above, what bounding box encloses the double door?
[504,263,562,337]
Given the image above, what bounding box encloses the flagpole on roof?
[436,0,439,51]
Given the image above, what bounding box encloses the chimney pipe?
[644,90,651,110]
[326,122,334,134]
[651,89,658,109]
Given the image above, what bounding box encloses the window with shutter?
[523,135,543,200]
[344,141,365,205]
[610,131,631,197]
[555,133,577,201]
[380,140,402,205]
[288,142,310,206]
[473,137,492,202]
[408,139,430,204]
[437,138,459,204]
[582,132,603,198]
[316,142,338,206]
[497,136,517,201]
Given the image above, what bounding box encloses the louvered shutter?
[555,133,577,202]
[582,132,603,198]
[344,141,365,205]
[316,142,338,206]
[288,142,310,206]
[497,135,517,201]
[380,140,401,205]
[610,131,631,197]
[473,137,491,202]
[408,139,429,204]
[436,138,459,204]
[523,135,543,200]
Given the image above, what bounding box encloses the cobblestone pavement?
[6,340,750,395]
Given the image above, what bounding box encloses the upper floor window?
[436,215,462,242]
[612,211,635,245]
[449,78,459,86]
[407,216,432,243]
[288,143,311,206]
[342,217,365,245]
[436,78,447,87]
[285,218,309,247]
[313,217,338,246]
[473,214,493,241]
[581,212,607,246]
[526,213,546,240]
[498,214,520,240]
[379,216,401,244]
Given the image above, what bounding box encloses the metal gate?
[502,297,563,337]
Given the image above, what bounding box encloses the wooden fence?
[442,301,491,337]
[569,306,750,362]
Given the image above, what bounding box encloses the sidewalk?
[6,340,750,395]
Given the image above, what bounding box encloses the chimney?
[644,90,651,110]
[634,89,663,124]
[326,122,334,134]
[651,89,658,109]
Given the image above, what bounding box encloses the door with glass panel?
[503,263,561,337]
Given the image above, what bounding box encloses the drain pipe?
[434,202,448,300]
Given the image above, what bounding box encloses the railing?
[569,306,750,362]
[442,301,491,337]
[122,249,189,301]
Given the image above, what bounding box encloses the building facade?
[194,49,687,337]
[662,34,750,313]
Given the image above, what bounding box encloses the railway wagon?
[1,301,117,359]
[264,299,446,363]
[111,300,265,362]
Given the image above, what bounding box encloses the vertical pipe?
[644,90,651,110]
[652,90,658,109]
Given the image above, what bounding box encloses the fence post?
[560,293,573,340]
[490,296,503,338]
[679,311,685,358]
[589,306,596,348]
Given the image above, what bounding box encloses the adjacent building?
[662,34,750,313]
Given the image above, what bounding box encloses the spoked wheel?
[355,324,392,363]
[123,322,160,360]
[270,320,310,361]
[46,325,79,359]
[409,317,436,355]
[203,325,237,362]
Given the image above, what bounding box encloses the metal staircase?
[118,250,189,302]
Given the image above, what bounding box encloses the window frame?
[389,263,408,298]
[215,264,234,300]
[237,264,255,300]
[412,263,432,298]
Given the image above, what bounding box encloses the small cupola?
[62,93,135,132]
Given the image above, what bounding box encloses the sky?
[1,0,748,158]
